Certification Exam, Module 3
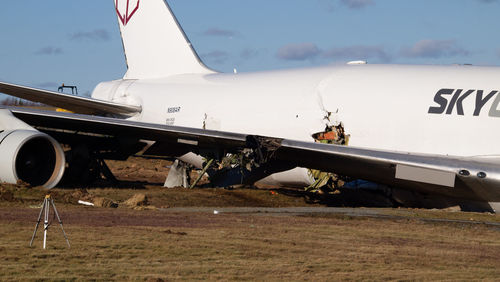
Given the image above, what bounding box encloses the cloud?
[323,45,390,62]
[200,50,230,64]
[70,29,110,41]
[340,0,374,9]
[240,48,260,60]
[277,43,389,62]
[401,39,470,58]
[201,28,239,38]
[35,47,63,55]
[277,43,321,61]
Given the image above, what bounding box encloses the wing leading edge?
[0,82,141,116]
[8,107,500,205]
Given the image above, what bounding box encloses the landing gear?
[61,144,117,186]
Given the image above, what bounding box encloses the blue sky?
[1,0,499,97]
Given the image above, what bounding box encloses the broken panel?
[308,120,351,192]
[312,121,350,146]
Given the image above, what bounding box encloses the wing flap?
[0,82,141,116]
[395,164,455,187]
[7,107,500,202]
[276,139,500,202]
[9,107,247,150]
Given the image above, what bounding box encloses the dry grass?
[0,207,499,281]
[1,156,499,280]
[0,184,315,210]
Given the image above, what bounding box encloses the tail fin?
[114,0,214,79]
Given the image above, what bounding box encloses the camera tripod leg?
[50,198,71,248]
[29,199,46,247]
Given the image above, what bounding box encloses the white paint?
[117,0,214,79]
[93,0,500,187]
[164,160,188,188]
[0,110,65,188]
[99,65,500,157]
[0,109,36,131]
[178,152,204,169]
[259,167,315,187]
[489,202,500,213]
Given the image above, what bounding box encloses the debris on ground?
[306,169,346,193]
[124,193,148,207]
[442,206,461,212]
[15,180,32,189]
[0,186,14,202]
[78,200,94,206]
[63,189,118,209]
[72,189,92,201]
[93,197,119,208]
[63,189,93,204]
[123,193,155,210]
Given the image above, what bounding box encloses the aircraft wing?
[0,82,141,116]
[8,107,500,204]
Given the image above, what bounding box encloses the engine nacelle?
[0,130,65,188]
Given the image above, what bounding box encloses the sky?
[0,0,499,97]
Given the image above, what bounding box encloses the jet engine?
[0,110,65,188]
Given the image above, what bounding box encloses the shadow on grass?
[271,187,397,208]
[58,179,165,190]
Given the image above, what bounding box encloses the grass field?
[1,156,499,281]
[0,203,499,280]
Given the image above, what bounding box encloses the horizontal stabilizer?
[0,82,141,116]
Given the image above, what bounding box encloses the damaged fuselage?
[91,63,500,209]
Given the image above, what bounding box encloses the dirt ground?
[0,205,499,280]
[1,157,500,280]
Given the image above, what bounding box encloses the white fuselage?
[92,63,500,184]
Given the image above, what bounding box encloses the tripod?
[30,195,70,249]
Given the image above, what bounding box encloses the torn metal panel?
[312,120,350,146]
[164,160,190,188]
[200,135,289,188]
[178,152,204,169]
[307,120,351,192]
[489,202,500,213]
[306,169,348,193]
[202,113,221,130]
[245,135,283,164]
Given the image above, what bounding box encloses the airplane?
[0,0,499,212]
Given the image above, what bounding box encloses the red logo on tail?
[115,0,140,26]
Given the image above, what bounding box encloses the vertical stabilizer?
[114,0,214,79]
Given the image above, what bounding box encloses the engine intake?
[0,130,65,188]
